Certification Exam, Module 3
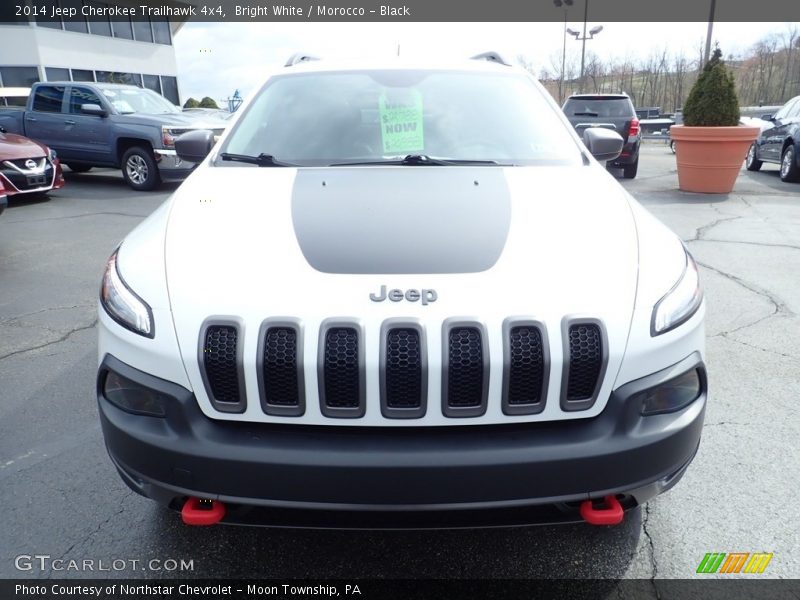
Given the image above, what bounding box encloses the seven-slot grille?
[198,319,607,419]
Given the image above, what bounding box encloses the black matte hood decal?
[291,168,511,274]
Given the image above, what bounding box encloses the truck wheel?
[622,158,638,179]
[780,145,799,183]
[65,164,92,173]
[745,143,762,171]
[121,146,161,191]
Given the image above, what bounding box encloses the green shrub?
[199,96,220,109]
[183,97,200,109]
[683,48,740,126]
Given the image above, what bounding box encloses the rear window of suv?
[562,97,634,118]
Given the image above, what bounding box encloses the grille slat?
[502,323,548,414]
[444,324,488,417]
[201,324,242,408]
[320,324,364,417]
[565,322,604,406]
[262,326,300,407]
[383,327,424,413]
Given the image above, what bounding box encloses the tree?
[199,96,219,109]
[683,48,740,126]
[183,97,200,109]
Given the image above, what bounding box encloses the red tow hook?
[181,497,226,526]
[580,495,624,526]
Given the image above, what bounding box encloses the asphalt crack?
[717,335,798,360]
[0,304,94,325]
[687,215,742,243]
[4,211,146,225]
[0,319,98,362]
[641,503,660,599]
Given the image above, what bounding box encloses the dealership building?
[0,2,186,105]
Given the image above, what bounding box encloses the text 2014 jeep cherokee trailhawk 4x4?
[97,54,706,528]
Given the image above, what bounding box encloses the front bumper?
[152,149,196,180]
[98,353,706,528]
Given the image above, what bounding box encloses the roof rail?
[285,53,321,67]
[470,51,511,67]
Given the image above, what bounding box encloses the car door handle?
[25,116,37,122]
[64,120,76,125]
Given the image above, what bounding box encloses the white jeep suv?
[97,53,706,528]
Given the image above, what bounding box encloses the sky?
[173,21,795,106]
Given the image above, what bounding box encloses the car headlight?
[651,247,703,336]
[47,147,57,161]
[100,248,154,338]
[639,367,705,415]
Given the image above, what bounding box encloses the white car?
[97,53,706,528]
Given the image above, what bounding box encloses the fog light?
[639,368,703,416]
[103,371,166,417]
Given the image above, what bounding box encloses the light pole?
[567,21,603,93]
[703,0,717,66]
[553,0,573,104]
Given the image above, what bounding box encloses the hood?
[115,112,225,130]
[0,132,48,161]
[161,164,640,424]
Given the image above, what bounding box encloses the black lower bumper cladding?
[97,353,706,528]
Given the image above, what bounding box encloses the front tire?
[622,158,639,179]
[780,145,799,182]
[745,143,762,171]
[121,146,161,191]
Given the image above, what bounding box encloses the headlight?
[47,147,57,161]
[100,248,154,338]
[651,248,703,336]
[639,368,704,416]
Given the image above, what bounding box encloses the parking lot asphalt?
[0,146,798,585]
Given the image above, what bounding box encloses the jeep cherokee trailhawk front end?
[96,54,706,528]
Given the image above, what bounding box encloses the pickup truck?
[0,82,225,191]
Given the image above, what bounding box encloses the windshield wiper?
[572,111,599,117]
[330,154,501,166]
[219,152,297,167]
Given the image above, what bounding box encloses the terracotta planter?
[671,125,760,193]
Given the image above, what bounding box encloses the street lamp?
[565,0,603,93]
[553,0,573,104]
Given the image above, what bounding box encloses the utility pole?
[579,0,589,93]
[703,0,716,66]
[553,0,573,103]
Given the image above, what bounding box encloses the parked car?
[562,93,641,178]
[97,53,706,529]
[0,178,7,217]
[746,95,800,182]
[0,124,65,198]
[0,82,225,191]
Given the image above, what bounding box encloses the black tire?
[121,146,161,191]
[622,158,639,179]
[745,143,762,171]
[670,140,676,154]
[65,163,92,173]
[780,145,800,183]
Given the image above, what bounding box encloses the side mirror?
[81,103,107,117]
[175,129,215,164]
[583,127,624,162]
[760,114,774,121]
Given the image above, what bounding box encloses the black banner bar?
[2,0,800,22]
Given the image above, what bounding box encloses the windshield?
[219,69,583,166]
[99,87,180,115]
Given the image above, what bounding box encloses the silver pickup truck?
[0,82,225,191]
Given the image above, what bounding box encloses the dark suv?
[562,94,641,178]
[746,94,800,182]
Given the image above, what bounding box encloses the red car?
[0,127,65,199]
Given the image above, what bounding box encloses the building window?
[111,16,133,40]
[32,85,65,113]
[142,74,161,94]
[132,19,153,43]
[160,75,179,105]
[60,0,88,33]
[96,71,140,86]
[45,67,71,82]
[151,18,171,45]
[69,86,103,113]
[86,2,112,37]
[0,66,40,88]
[71,69,95,82]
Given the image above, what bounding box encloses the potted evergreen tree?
[670,48,760,193]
